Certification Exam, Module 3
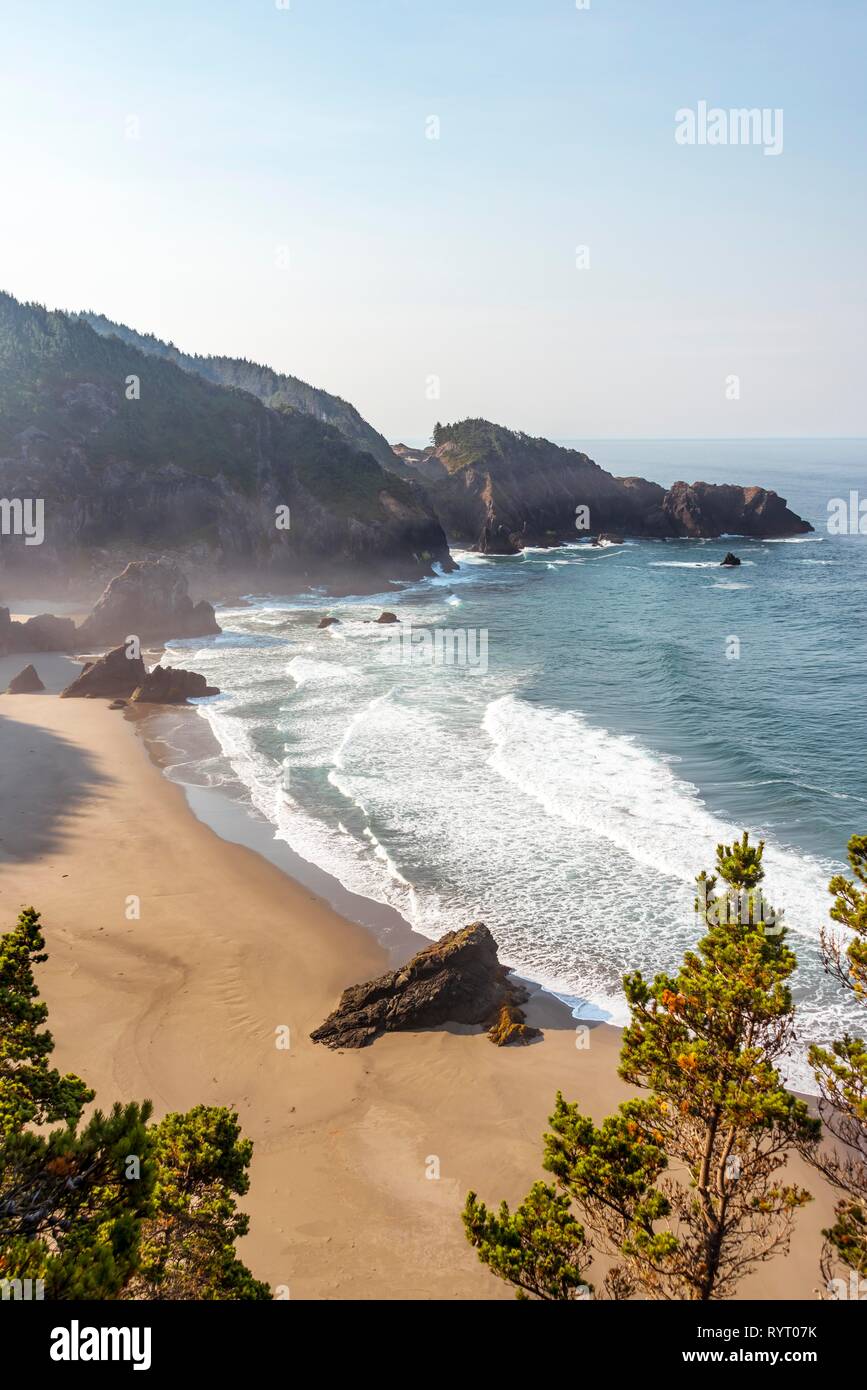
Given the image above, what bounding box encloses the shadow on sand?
[0,710,112,864]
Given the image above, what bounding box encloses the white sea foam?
[174,541,858,1093]
[650,559,756,569]
[192,658,845,1084]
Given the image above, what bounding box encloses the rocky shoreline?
[393,423,813,555]
[1,297,812,600]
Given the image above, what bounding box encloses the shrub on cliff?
[464,834,819,1300]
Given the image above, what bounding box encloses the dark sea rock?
[129,666,220,704]
[661,483,807,541]
[60,644,146,699]
[77,558,220,645]
[477,522,522,555]
[5,663,45,693]
[720,552,742,567]
[317,616,340,628]
[311,921,540,1049]
[376,611,399,624]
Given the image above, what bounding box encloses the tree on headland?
[0,907,269,1300]
[807,834,867,1290]
[464,834,819,1299]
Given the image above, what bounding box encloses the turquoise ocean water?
[164,439,867,1088]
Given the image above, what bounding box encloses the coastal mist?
[164,440,867,1092]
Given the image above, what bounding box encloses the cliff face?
[80,312,398,471]
[0,295,452,591]
[402,420,812,550]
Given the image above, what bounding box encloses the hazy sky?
[1,0,864,441]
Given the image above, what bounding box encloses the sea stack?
[77,558,221,646]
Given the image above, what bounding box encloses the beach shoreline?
[0,652,839,1299]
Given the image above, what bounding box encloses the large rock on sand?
[129,666,219,704]
[77,558,220,645]
[5,664,45,693]
[311,922,540,1049]
[61,644,219,705]
[61,644,146,699]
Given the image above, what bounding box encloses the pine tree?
[0,906,92,1136]
[124,1105,271,1300]
[0,908,155,1297]
[463,1182,592,1300]
[463,834,819,1299]
[0,909,270,1300]
[808,833,867,1287]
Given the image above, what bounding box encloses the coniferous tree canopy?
[123,1106,270,1300]
[463,1181,592,1301]
[0,908,269,1300]
[808,833,867,1286]
[464,834,820,1300]
[0,909,154,1297]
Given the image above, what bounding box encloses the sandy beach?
[0,650,839,1300]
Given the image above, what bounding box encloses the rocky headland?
[393,420,813,552]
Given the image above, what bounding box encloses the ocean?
[162,438,867,1089]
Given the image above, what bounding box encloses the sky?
[1,0,865,442]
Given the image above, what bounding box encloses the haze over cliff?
[0,294,812,600]
[0,293,451,593]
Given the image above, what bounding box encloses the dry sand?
[0,654,838,1300]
